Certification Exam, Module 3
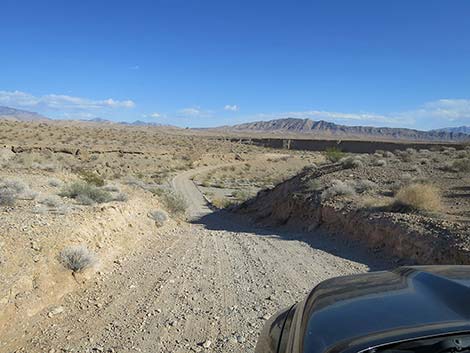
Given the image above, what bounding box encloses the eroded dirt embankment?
[236,165,470,265]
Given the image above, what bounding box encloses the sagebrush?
[59,245,96,272]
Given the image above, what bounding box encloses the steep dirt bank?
[0,175,165,348]
[236,164,470,265]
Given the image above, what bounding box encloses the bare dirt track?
[8,166,393,353]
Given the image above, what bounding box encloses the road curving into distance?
[13,163,392,353]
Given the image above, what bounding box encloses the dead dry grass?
[393,183,442,213]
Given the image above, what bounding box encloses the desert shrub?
[418,149,431,155]
[321,180,356,201]
[383,151,395,158]
[452,158,470,172]
[31,162,57,172]
[340,156,363,169]
[39,195,63,208]
[78,170,105,187]
[0,179,36,204]
[161,191,187,216]
[2,179,27,194]
[325,147,345,163]
[400,153,414,162]
[212,197,233,209]
[375,150,385,156]
[406,148,417,154]
[103,184,120,192]
[231,190,251,202]
[48,178,62,187]
[148,186,165,196]
[440,159,470,173]
[59,245,96,272]
[373,159,387,167]
[124,176,147,189]
[149,209,168,226]
[59,182,113,204]
[112,192,128,202]
[36,195,68,214]
[393,183,441,213]
[0,188,16,205]
[305,178,321,191]
[354,179,377,193]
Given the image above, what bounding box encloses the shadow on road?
[192,209,403,272]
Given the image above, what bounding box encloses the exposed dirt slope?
[236,155,470,265]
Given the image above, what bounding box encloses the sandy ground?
[7,165,393,353]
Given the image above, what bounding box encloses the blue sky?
[1,0,469,129]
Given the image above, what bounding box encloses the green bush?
[325,147,345,163]
[60,182,113,204]
[78,170,105,187]
[161,191,187,216]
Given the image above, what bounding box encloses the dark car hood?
[300,266,470,353]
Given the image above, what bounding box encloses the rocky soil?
[2,164,393,353]
[237,147,470,265]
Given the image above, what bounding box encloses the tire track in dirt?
[10,164,393,353]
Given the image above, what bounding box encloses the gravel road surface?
[10,166,392,353]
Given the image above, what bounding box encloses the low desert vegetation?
[340,156,363,169]
[392,183,441,213]
[59,181,114,205]
[0,178,36,205]
[78,170,105,186]
[373,159,387,167]
[452,158,470,172]
[39,195,64,208]
[59,245,96,273]
[48,178,63,187]
[325,147,345,163]
[321,180,356,200]
[160,190,187,216]
[149,209,168,226]
[211,197,233,209]
[321,178,377,201]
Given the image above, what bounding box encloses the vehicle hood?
[301,266,470,353]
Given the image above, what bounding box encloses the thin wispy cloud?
[142,112,162,118]
[406,99,470,122]
[178,106,213,118]
[0,90,135,110]
[224,104,239,112]
[251,98,470,129]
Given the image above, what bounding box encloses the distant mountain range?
[1,106,469,142]
[432,126,470,135]
[85,118,169,127]
[216,118,470,142]
[0,106,48,121]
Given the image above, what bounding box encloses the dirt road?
[9,166,392,353]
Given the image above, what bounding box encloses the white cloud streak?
[253,98,470,128]
[178,106,213,118]
[224,104,239,112]
[0,90,135,110]
[142,112,162,118]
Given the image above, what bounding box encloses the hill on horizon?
[214,117,470,142]
[0,106,49,122]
